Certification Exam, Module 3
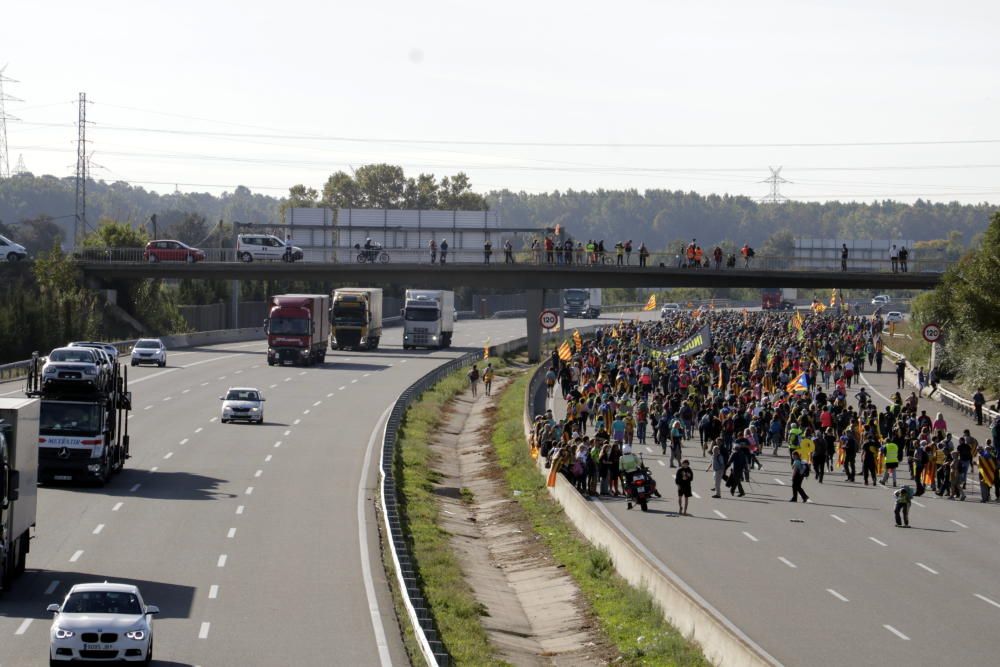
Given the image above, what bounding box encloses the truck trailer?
[331,288,383,350]
[402,290,455,349]
[265,294,331,366]
[26,352,131,485]
[562,288,602,318]
[1,397,39,592]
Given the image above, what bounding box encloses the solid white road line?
[827,589,849,602]
[883,624,910,640]
[130,484,141,492]
[713,509,727,519]
[227,528,236,539]
[774,478,786,486]
[69,550,83,563]
[869,537,888,547]
[245,487,253,495]
[830,514,847,523]
[235,505,244,515]
[217,554,227,568]
[742,531,759,542]
[93,524,104,535]
[44,580,60,595]
[199,622,211,639]
[777,556,797,569]
[15,619,32,635]
[208,585,219,599]
[950,519,969,528]
[112,502,123,512]
[974,593,1000,609]
[915,562,939,575]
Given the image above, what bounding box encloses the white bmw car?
[47,582,158,664]
[220,387,266,424]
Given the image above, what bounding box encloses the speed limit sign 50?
[922,323,942,343]
[539,309,559,330]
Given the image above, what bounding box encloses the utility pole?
[759,166,790,204]
[0,65,22,179]
[13,154,26,175]
[74,92,88,247]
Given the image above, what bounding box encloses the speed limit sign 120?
[922,323,942,343]
[539,309,559,330]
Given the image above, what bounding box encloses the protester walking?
[790,451,810,502]
[894,485,913,526]
[675,460,694,515]
[707,444,726,498]
[467,364,480,398]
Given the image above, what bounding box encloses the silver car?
[220,387,266,424]
[48,582,158,663]
[42,347,106,390]
[131,339,166,367]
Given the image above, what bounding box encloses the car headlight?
[125,630,146,641]
[250,407,259,412]
[43,367,56,375]
[83,366,98,376]
[55,628,75,639]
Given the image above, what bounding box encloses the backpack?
[747,247,755,257]
[468,368,480,382]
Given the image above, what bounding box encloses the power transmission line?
[14,153,26,174]
[0,65,22,179]
[759,166,790,203]
[74,92,90,246]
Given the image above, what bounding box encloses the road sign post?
[539,309,559,330]
[922,323,942,372]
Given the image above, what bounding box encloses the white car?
[42,347,106,390]
[660,303,681,318]
[885,311,904,323]
[0,233,28,261]
[235,233,303,263]
[871,295,890,306]
[130,339,166,367]
[220,387,266,424]
[47,582,158,664]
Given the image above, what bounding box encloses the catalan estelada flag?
[483,337,491,359]
[558,340,573,361]
[786,372,808,393]
[923,461,936,487]
[643,294,657,311]
[980,454,997,487]
[876,451,885,476]
[573,329,583,351]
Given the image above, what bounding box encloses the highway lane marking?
[163,396,172,401]
[713,510,727,519]
[208,585,219,599]
[182,388,191,394]
[401,359,407,363]
[201,382,209,386]
[950,519,968,528]
[265,455,272,462]
[252,364,260,369]
[777,556,797,569]
[235,505,244,515]
[180,438,189,445]
[773,478,785,486]
[269,384,277,389]
[245,487,254,495]
[112,502,123,512]
[144,405,153,410]
[912,499,925,507]
[217,554,227,567]
[274,441,282,448]
[198,622,211,639]
[14,619,32,635]
[303,409,310,415]
[195,427,203,433]
[218,376,226,380]
[254,470,263,478]
[130,483,141,492]
[234,370,243,374]
[869,537,888,547]
[129,355,234,386]
[69,550,83,563]
[209,417,217,422]
[827,589,849,602]
[293,418,301,425]
[339,386,346,391]
[644,446,652,453]
[151,466,159,472]
[742,531,759,542]
[692,491,701,499]
[93,524,104,535]
[351,379,358,384]
[327,392,334,397]
[915,562,939,575]
[284,377,291,382]
[44,580,60,595]
[313,400,322,407]
[830,514,847,523]
[363,373,371,378]
[299,371,308,376]
[227,528,236,539]
[974,593,1000,610]
[283,430,291,436]
[883,625,910,640]
[164,452,174,460]
[658,460,666,467]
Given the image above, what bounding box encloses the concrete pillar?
[230,280,240,329]
[526,289,543,363]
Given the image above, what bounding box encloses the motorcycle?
[354,243,390,264]
[626,462,658,512]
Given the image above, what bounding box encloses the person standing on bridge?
[899,245,909,272]
[638,242,649,267]
[615,241,625,266]
[429,239,437,264]
[890,244,899,272]
[841,243,849,271]
[625,240,633,265]
[740,242,754,268]
[483,239,493,264]
[973,388,986,425]
[440,238,448,265]
[504,239,514,264]
[713,245,723,269]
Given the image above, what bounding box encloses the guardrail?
[74,246,952,274]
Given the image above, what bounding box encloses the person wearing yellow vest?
[881,438,900,487]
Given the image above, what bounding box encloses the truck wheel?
[15,533,28,575]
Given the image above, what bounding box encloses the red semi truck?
[265,294,331,366]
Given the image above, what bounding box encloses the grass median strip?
[492,371,710,666]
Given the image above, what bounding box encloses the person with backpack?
[467,364,480,397]
[790,450,810,502]
[741,243,755,268]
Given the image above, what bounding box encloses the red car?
[143,240,206,263]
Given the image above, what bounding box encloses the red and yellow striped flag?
[558,340,573,361]
[980,456,997,487]
[643,294,657,311]
[573,329,583,351]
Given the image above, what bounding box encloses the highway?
[0,315,575,666]
[548,351,1000,666]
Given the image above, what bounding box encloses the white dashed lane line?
[210,417,218,422]
[912,499,925,508]
[284,377,291,383]
[657,460,665,467]
[915,562,939,575]
[163,452,173,460]
[339,386,346,391]
[293,419,301,425]
[235,505,245,515]
[327,392,334,398]
[951,519,969,529]
[180,438,189,445]
[217,555,227,568]
[363,373,371,378]
[830,514,847,523]
[93,524,104,535]
[227,528,236,539]
[351,379,358,384]
[713,509,727,520]
[742,531,759,542]
[69,550,83,563]
[777,556,797,569]
[283,430,291,436]
[270,384,277,389]
[265,455,272,462]
[254,470,263,478]
[869,537,888,547]
[274,441,282,448]
[199,622,211,639]
[144,405,153,411]
[130,484,141,492]
[827,589,849,602]
[182,388,190,394]
[112,502,123,512]
[313,400,322,407]
[208,585,219,599]
[245,487,254,495]
[151,466,159,472]
[15,619,32,635]
[883,625,910,640]
[44,580,60,595]
[975,593,1000,609]
[774,478,786,486]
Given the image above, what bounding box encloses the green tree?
[83,219,148,248]
[166,213,210,246]
[322,171,362,209]
[354,164,406,208]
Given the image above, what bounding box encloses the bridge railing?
[74,247,952,273]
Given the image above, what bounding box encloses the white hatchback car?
[47,582,158,664]
[660,303,681,318]
[131,339,167,367]
[220,387,266,424]
[871,294,891,306]
[235,233,303,263]
[885,311,904,323]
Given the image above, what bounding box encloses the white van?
[235,234,304,263]
[0,234,27,261]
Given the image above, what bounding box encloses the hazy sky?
[4,0,998,202]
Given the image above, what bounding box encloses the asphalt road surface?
[0,314,622,667]
[548,356,1000,666]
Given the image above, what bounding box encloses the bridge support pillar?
[526,289,543,363]
[230,280,240,329]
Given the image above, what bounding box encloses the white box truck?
[331,287,383,350]
[402,290,456,349]
[562,288,602,318]
[1,397,39,592]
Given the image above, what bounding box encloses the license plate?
[55,475,72,481]
[84,644,114,650]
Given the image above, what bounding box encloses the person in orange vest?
[694,245,704,268]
